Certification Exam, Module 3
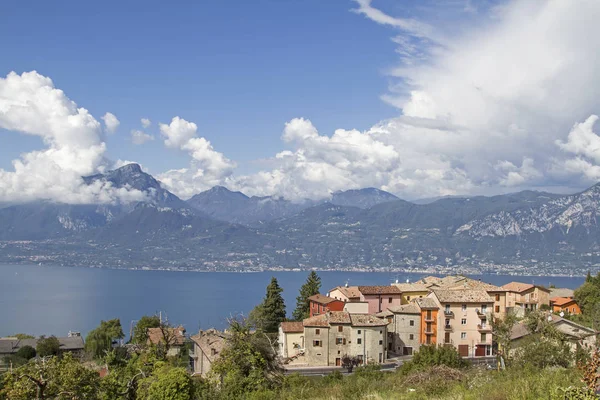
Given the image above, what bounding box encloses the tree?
[341,354,361,373]
[211,318,282,398]
[15,345,36,361]
[36,336,60,358]
[490,311,517,364]
[292,271,321,321]
[251,277,286,333]
[12,333,34,339]
[1,353,100,400]
[132,315,161,345]
[85,319,125,359]
[136,365,195,400]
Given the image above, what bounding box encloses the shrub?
[400,344,470,374]
[15,346,36,360]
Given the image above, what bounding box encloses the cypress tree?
[254,277,286,333]
[292,271,322,321]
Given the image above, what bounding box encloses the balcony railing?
[444,310,454,318]
[424,329,435,335]
[475,309,488,318]
[444,324,452,331]
[477,324,492,332]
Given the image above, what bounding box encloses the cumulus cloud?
[0,71,145,204]
[101,112,120,134]
[141,118,151,128]
[157,117,236,199]
[131,129,154,145]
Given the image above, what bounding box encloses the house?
[328,285,362,302]
[278,322,304,358]
[391,282,430,304]
[308,294,345,317]
[428,289,495,357]
[190,329,227,377]
[343,302,369,314]
[510,315,596,353]
[303,311,389,366]
[357,286,403,314]
[550,297,581,315]
[376,303,421,356]
[549,287,575,299]
[502,282,551,315]
[0,335,85,362]
[147,326,187,357]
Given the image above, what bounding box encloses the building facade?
[308,294,345,317]
[190,329,227,378]
[278,322,304,358]
[357,286,403,314]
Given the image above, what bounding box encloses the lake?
[0,264,585,338]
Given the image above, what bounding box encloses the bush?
[15,346,36,360]
[400,344,470,374]
[36,336,60,357]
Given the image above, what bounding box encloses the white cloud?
[157,116,236,199]
[131,129,154,145]
[0,71,145,204]
[101,112,120,134]
[141,118,151,128]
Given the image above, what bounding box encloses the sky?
[1,0,600,203]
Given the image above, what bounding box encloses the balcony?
[444,324,452,331]
[424,329,435,335]
[443,310,454,318]
[477,339,491,345]
[476,309,488,319]
[477,324,492,332]
[424,316,435,322]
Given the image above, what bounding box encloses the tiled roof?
[191,329,227,363]
[511,315,595,341]
[392,283,430,292]
[549,288,575,298]
[387,303,421,314]
[280,321,304,333]
[502,282,534,293]
[330,286,361,299]
[0,337,85,354]
[349,314,389,327]
[431,289,494,303]
[147,327,186,346]
[358,285,401,295]
[414,297,439,309]
[376,310,394,318]
[303,311,387,327]
[551,297,577,306]
[308,294,341,305]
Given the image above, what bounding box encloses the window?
[357,338,362,345]
[409,334,414,340]
[407,296,411,300]
[389,297,393,303]
[336,337,345,345]
[313,340,322,347]
[409,320,415,327]
[495,305,500,313]
[495,294,500,301]
[462,304,467,312]
[481,333,486,342]
[445,304,451,313]
[380,330,383,335]
[572,307,576,313]
[338,326,343,333]
[481,305,487,312]
[315,329,320,335]
[461,332,466,340]
[379,340,383,345]
[461,318,467,325]
[358,330,361,335]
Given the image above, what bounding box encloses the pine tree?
[292,271,322,321]
[252,277,286,333]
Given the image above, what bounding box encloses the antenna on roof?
[344,280,349,288]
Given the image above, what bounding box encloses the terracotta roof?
[511,315,595,341]
[376,310,394,318]
[147,327,186,346]
[329,286,361,299]
[280,321,304,333]
[414,297,439,310]
[191,329,227,363]
[358,285,401,295]
[308,294,341,305]
[350,314,389,327]
[387,303,421,314]
[551,297,577,306]
[431,289,494,303]
[502,282,534,293]
[392,283,430,292]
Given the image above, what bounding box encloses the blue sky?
[2,0,600,203]
[0,0,400,173]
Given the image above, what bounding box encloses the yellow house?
[392,282,431,304]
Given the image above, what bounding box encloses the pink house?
[358,286,403,314]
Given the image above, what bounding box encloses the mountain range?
[1,163,598,274]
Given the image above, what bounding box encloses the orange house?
[550,297,581,314]
[415,298,438,345]
[308,294,345,317]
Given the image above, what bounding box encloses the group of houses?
[277,275,594,367]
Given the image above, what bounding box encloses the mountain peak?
[114,163,143,175]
